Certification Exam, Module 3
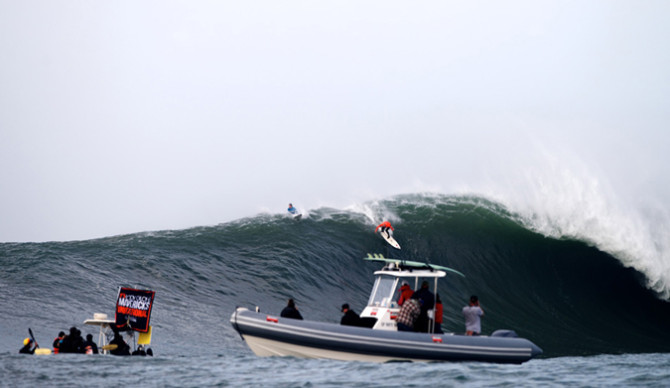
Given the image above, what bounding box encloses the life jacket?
[397,285,414,306]
[53,337,63,354]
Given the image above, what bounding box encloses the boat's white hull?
[243,334,421,362]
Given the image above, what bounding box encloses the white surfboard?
[293,213,302,221]
[380,230,401,250]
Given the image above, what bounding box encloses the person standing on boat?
[109,324,131,356]
[19,338,36,354]
[109,333,131,355]
[132,345,147,356]
[52,331,65,354]
[462,295,484,335]
[397,281,414,306]
[60,327,84,353]
[396,295,421,332]
[280,298,303,320]
[340,303,361,326]
[82,334,99,355]
[434,294,444,334]
[413,281,435,332]
[375,221,394,237]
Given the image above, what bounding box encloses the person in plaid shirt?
[396,295,421,331]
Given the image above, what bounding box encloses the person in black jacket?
[109,333,130,355]
[60,327,84,353]
[340,304,361,326]
[82,334,99,354]
[109,325,131,356]
[413,281,435,332]
[132,345,147,356]
[280,298,303,320]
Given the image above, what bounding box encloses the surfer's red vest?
[375,221,393,233]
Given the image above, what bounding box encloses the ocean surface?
[2,194,669,386]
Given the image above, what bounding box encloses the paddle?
[28,328,39,348]
[28,328,52,355]
[101,344,118,351]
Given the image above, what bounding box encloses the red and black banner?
[115,287,155,333]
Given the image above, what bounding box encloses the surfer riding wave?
[375,221,394,238]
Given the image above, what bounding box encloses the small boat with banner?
[230,254,542,363]
[84,287,156,355]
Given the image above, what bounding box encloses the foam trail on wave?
[346,201,400,226]
[482,153,670,299]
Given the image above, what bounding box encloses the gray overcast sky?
[1,1,669,242]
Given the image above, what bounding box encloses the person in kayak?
[19,338,36,354]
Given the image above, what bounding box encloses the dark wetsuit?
[19,344,35,354]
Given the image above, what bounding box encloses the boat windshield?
[367,275,398,308]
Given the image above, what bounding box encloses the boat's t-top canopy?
[364,254,464,309]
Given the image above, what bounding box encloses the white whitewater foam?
[345,201,401,227]
[481,155,670,300]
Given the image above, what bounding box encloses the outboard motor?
[491,329,518,338]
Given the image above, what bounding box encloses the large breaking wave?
[1,194,669,357]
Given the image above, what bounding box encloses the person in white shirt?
[462,295,484,335]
